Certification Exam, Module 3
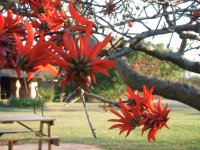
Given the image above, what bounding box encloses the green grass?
[0,102,200,150]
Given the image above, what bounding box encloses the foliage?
[38,88,55,102]
[127,43,184,81]
[3,96,45,108]
[87,69,126,101]
[186,76,200,90]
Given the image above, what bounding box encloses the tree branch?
[115,57,200,111]
[86,93,119,108]
[128,23,200,45]
[130,43,200,74]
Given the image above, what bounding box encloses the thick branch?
[179,32,200,41]
[115,57,200,111]
[130,44,200,74]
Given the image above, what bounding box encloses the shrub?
[38,88,55,102]
[8,97,44,108]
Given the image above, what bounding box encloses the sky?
[100,0,200,62]
[93,0,200,76]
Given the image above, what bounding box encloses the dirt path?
[0,143,104,150]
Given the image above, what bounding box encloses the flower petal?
[69,2,94,26]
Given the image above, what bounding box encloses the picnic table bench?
[0,116,60,150]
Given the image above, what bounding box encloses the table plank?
[0,116,55,123]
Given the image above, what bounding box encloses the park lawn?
[0,102,200,150]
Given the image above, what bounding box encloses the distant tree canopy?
[128,42,184,81]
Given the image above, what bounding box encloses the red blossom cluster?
[132,55,157,70]
[0,1,115,91]
[21,0,66,33]
[45,3,115,91]
[127,22,134,28]
[103,0,116,16]
[193,10,199,17]
[189,9,200,24]
[108,86,170,141]
[0,9,26,69]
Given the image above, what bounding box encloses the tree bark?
[115,57,200,111]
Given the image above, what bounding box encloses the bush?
[8,97,45,108]
[38,88,55,102]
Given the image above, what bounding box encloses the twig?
[34,86,44,116]
[22,71,29,94]
[82,95,97,139]
[86,93,119,108]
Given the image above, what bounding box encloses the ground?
[0,100,200,150]
[0,143,103,150]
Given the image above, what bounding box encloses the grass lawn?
[0,101,200,150]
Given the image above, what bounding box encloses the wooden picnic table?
[0,116,60,150]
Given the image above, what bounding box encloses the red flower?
[69,1,95,31]
[128,22,133,27]
[0,35,16,69]
[0,10,25,35]
[124,86,156,112]
[193,10,199,17]
[31,11,65,33]
[189,9,199,24]
[46,23,115,91]
[14,21,58,80]
[21,0,65,33]
[141,99,170,141]
[103,0,116,16]
[108,98,142,137]
[109,86,170,141]
[21,0,61,14]
[0,10,25,69]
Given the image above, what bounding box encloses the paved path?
[0,143,104,150]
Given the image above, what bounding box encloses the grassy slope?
[0,102,200,150]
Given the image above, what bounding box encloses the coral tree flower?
[108,98,142,137]
[109,86,170,141]
[124,86,156,112]
[193,10,199,17]
[46,24,115,91]
[103,0,116,16]
[0,10,25,35]
[69,1,95,31]
[0,10,25,69]
[45,2,115,91]
[31,12,65,32]
[141,99,170,141]
[14,21,58,80]
[128,22,133,28]
[22,0,61,14]
[21,0,65,33]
